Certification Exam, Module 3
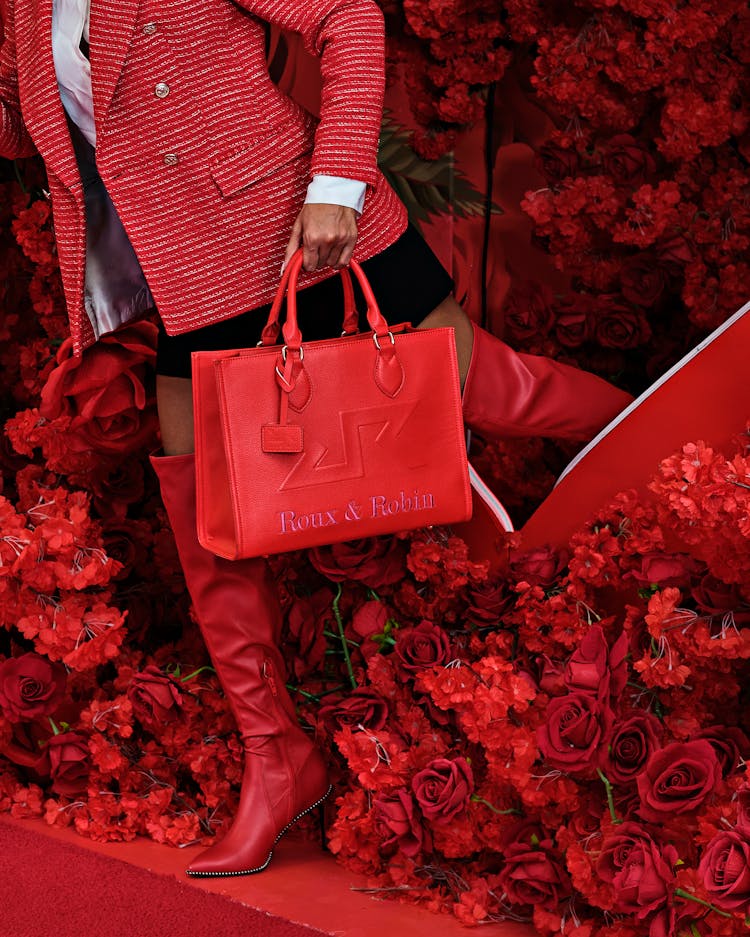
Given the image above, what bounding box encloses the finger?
[328,242,348,269]
[302,240,319,272]
[337,236,357,269]
[283,217,303,270]
[315,233,341,269]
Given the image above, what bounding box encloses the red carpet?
[0,819,329,937]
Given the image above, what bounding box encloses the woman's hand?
[283,203,358,273]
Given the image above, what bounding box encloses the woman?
[0,0,631,877]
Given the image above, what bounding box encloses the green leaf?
[377,112,502,232]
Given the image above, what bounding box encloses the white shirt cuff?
[304,175,367,215]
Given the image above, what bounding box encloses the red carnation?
[0,653,67,724]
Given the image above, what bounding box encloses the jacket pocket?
[209,122,314,197]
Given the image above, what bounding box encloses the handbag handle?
[258,255,360,347]
[281,249,390,353]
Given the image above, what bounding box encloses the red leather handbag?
[192,249,472,559]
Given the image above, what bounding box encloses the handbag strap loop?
[280,249,390,353]
[259,253,359,346]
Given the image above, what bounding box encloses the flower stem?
[180,665,216,682]
[596,769,622,825]
[470,794,521,816]
[13,160,28,195]
[323,629,360,647]
[287,683,347,702]
[675,888,733,919]
[48,717,60,736]
[332,583,357,689]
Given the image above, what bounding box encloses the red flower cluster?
[510,0,750,391]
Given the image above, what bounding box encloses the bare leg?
[156,375,195,456]
[416,295,474,389]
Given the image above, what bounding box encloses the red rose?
[350,599,389,658]
[554,293,598,349]
[691,726,750,778]
[637,740,722,821]
[510,545,567,588]
[465,580,513,626]
[411,757,473,825]
[564,625,609,698]
[601,134,656,187]
[555,307,591,348]
[40,321,159,456]
[127,665,184,731]
[698,831,750,913]
[565,626,628,702]
[597,822,677,918]
[286,589,329,679]
[309,537,404,589]
[536,141,581,184]
[601,713,663,785]
[620,253,668,307]
[737,787,750,838]
[594,301,651,349]
[536,654,567,696]
[626,551,699,589]
[47,730,91,796]
[373,788,427,857]
[537,692,614,774]
[504,281,555,343]
[656,234,695,275]
[691,573,750,625]
[394,620,452,679]
[0,652,67,723]
[319,688,388,734]
[101,519,151,581]
[89,459,145,519]
[498,833,572,911]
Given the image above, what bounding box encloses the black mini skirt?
[155,223,454,378]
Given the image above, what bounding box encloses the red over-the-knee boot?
[150,452,330,877]
[462,321,633,441]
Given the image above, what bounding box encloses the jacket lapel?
[88,0,142,129]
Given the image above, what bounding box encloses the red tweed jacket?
[0,0,407,353]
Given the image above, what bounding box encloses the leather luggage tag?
[261,423,304,453]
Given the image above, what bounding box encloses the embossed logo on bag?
[278,489,436,534]
[278,401,426,491]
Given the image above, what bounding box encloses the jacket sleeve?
[0,0,37,159]
[236,0,385,187]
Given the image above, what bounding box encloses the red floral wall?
[1,1,750,934]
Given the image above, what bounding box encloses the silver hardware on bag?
[281,344,304,363]
[372,330,395,350]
